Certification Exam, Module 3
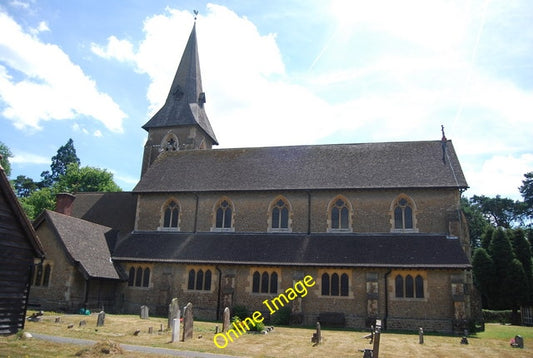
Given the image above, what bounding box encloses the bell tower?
[141,22,218,176]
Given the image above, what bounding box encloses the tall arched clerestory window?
[212,198,234,231]
[328,196,352,232]
[162,200,180,229]
[391,195,417,232]
[269,196,292,232]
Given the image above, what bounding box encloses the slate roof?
[134,140,467,193]
[142,23,218,144]
[113,231,471,269]
[36,210,122,280]
[69,192,137,240]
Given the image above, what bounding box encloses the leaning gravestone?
[222,307,230,332]
[168,298,179,329]
[97,311,105,327]
[140,305,149,319]
[182,302,193,341]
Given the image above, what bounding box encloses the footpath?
[31,333,240,358]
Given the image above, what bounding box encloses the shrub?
[231,305,249,320]
[271,306,291,325]
[482,310,514,324]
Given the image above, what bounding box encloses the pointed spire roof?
[142,23,218,145]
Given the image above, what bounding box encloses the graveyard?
[0,310,532,357]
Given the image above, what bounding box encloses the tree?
[13,175,39,197]
[487,228,527,309]
[470,195,520,228]
[480,226,495,250]
[510,228,532,303]
[472,248,494,308]
[19,187,56,220]
[519,171,533,220]
[461,197,490,248]
[54,163,121,193]
[0,141,13,177]
[40,138,80,186]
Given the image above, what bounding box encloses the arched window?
[135,267,143,287]
[331,273,340,296]
[214,198,234,230]
[34,265,43,286]
[328,196,352,231]
[205,270,212,291]
[271,198,290,230]
[252,271,260,293]
[340,273,349,296]
[392,196,415,231]
[162,133,178,151]
[261,272,269,293]
[395,275,404,298]
[415,275,424,298]
[270,272,278,294]
[142,268,150,287]
[196,269,204,290]
[128,267,135,286]
[163,200,179,229]
[321,273,330,296]
[43,264,51,287]
[188,269,195,290]
[405,275,414,298]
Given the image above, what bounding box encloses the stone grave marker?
[222,307,230,332]
[182,302,193,341]
[140,305,149,319]
[171,317,180,343]
[311,321,322,346]
[97,311,105,327]
[79,320,86,327]
[168,298,179,329]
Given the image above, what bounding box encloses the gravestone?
[419,327,424,344]
[79,320,86,327]
[140,305,149,319]
[97,311,105,327]
[222,307,230,332]
[168,298,179,329]
[171,317,180,343]
[182,302,193,341]
[311,322,322,346]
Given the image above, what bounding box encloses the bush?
[232,315,265,332]
[271,306,291,325]
[482,310,514,324]
[231,305,249,320]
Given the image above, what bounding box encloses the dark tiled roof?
[134,140,467,192]
[142,24,218,144]
[113,231,471,269]
[39,210,122,280]
[70,192,137,239]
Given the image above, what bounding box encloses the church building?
[29,23,474,332]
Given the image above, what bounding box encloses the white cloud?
[11,151,49,165]
[91,36,135,62]
[0,11,126,132]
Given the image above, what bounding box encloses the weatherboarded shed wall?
[0,167,44,335]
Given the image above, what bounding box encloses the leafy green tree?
[520,171,533,220]
[54,163,121,193]
[0,141,13,177]
[13,175,39,197]
[470,195,520,228]
[40,138,80,186]
[480,226,495,250]
[472,248,494,308]
[461,197,490,248]
[19,187,56,220]
[510,228,532,303]
[487,228,526,309]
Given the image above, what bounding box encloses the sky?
[1,0,532,200]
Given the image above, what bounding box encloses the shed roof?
[113,231,471,269]
[36,210,122,280]
[135,140,467,193]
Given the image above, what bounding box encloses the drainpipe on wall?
[306,190,311,235]
[215,265,222,321]
[383,269,392,330]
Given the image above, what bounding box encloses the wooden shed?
[0,163,44,335]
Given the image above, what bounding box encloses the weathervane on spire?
[193,10,199,21]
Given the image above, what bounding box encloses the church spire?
[142,23,218,145]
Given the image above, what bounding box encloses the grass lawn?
[1,311,532,357]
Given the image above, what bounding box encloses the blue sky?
[1,0,532,199]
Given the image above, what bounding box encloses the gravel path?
[31,333,241,358]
